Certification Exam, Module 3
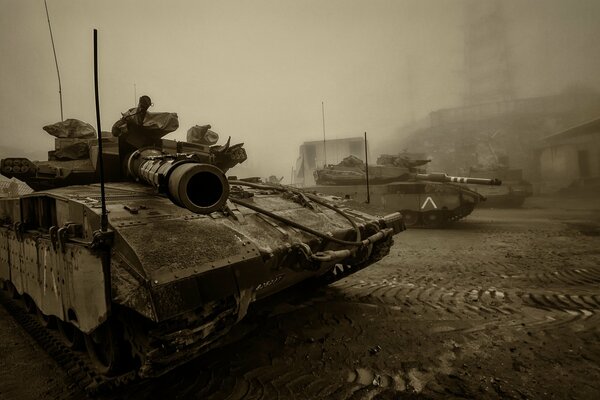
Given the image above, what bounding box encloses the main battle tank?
[467,164,533,208]
[0,97,403,381]
[310,153,501,227]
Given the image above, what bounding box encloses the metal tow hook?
[49,226,59,251]
[57,227,68,253]
[312,249,353,262]
[361,228,392,246]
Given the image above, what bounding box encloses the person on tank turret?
[110,95,179,158]
[111,95,153,137]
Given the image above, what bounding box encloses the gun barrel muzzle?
[128,150,230,214]
[167,162,230,213]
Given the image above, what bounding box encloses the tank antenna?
[322,101,327,167]
[44,0,63,121]
[93,29,108,232]
[364,131,370,204]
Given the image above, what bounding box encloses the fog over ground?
[1,0,599,180]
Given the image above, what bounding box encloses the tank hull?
[306,181,484,228]
[0,96,404,384]
[0,181,403,379]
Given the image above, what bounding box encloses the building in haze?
[538,117,600,193]
[293,137,365,187]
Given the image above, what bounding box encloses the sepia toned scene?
[1,0,599,399]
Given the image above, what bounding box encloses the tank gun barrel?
[127,149,229,214]
[415,173,501,186]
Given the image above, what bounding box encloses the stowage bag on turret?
[112,110,179,137]
[43,119,97,139]
[142,112,179,134]
[187,125,219,145]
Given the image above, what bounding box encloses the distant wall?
[539,132,600,192]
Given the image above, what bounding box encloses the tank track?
[447,203,476,222]
[0,289,139,396]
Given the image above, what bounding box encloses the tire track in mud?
[177,300,475,400]
[186,214,600,399]
[328,277,600,330]
[330,280,521,318]
[116,304,390,400]
[512,266,600,286]
[520,292,600,314]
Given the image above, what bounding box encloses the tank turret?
[0,96,246,213]
[314,155,501,187]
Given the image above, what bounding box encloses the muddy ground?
[1,194,600,400]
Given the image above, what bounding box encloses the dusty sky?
[1,0,599,179]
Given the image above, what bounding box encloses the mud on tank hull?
[306,181,485,228]
[0,181,403,379]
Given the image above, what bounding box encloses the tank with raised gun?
[467,163,532,207]
[0,96,404,384]
[466,132,533,207]
[310,152,501,227]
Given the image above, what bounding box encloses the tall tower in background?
[463,0,514,105]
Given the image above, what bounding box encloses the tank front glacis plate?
[58,183,264,322]
[67,183,391,325]
[114,214,265,321]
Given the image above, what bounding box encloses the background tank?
[310,152,501,228]
[467,164,533,207]
[0,96,404,380]
[462,131,532,207]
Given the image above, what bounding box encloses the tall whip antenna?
[93,29,108,232]
[364,132,370,204]
[44,0,63,121]
[321,101,327,167]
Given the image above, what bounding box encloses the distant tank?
[464,131,532,207]
[0,96,403,381]
[310,153,501,228]
[467,164,532,207]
